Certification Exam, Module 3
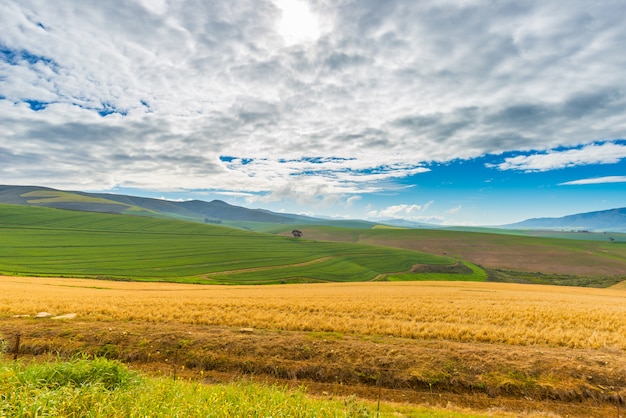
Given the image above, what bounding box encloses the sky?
[1,0,625,226]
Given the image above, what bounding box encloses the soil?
[2,318,624,417]
[291,229,626,277]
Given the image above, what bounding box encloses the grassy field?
[3,203,626,287]
[1,277,625,416]
[0,204,459,283]
[275,225,626,284]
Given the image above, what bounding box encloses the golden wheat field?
[2,276,626,350]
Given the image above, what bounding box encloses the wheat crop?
[1,276,625,350]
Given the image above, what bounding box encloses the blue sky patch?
[0,46,58,69]
[23,99,49,111]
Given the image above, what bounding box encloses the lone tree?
[291,229,303,238]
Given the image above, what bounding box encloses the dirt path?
[2,318,623,417]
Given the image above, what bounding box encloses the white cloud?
[214,191,258,198]
[346,195,361,207]
[368,203,427,219]
[158,196,190,202]
[1,0,625,203]
[559,176,626,186]
[447,205,462,215]
[491,142,626,172]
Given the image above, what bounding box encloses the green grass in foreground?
[0,357,489,417]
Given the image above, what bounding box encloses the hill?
[0,185,375,229]
[504,207,626,232]
[0,204,458,283]
[270,224,626,287]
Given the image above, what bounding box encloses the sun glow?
[274,0,320,45]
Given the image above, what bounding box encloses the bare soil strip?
[2,319,623,417]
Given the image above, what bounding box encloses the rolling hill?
[0,203,459,283]
[3,184,626,233]
[505,207,626,232]
[0,185,375,229]
[1,201,625,287]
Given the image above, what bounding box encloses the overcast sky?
[1,0,625,225]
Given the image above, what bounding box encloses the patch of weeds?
[137,338,151,348]
[343,395,371,417]
[176,339,193,349]
[480,370,541,397]
[309,331,343,340]
[0,334,8,355]
[487,269,625,288]
[16,357,141,390]
[96,343,119,358]
[409,369,452,387]
[59,328,77,338]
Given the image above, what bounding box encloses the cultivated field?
[2,277,625,349]
[0,204,458,283]
[2,276,625,416]
[3,204,626,287]
[2,204,626,416]
[280,226,626,282]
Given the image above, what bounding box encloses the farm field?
[0,204,457,283]
[1,276,625,417]
[2,204,626,415]
[2,204,626,287]
[275,225,626,284]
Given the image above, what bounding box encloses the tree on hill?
[291,229,303,238]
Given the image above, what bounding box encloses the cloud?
[158,196,190,202]
[368,203,431,220]
[346,195,361,207]
[489,142,626,172]
[447,205,462,215]
[1,0,625,201]
[559,176,626,186]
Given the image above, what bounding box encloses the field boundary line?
[204,256,335,277]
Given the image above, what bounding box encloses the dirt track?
[2,318,624,417]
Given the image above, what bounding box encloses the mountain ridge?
[2,185,625,232]
[0,184,375,228]
[504,207,626,232]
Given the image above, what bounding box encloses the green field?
[268,224,626,287]
[2,203,625,286]
[0,204,460,283]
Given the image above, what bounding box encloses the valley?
[1,201,625,416]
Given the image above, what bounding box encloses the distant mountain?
[0,185,307,224]
[504,208,626,232]
[0,184,375,228]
